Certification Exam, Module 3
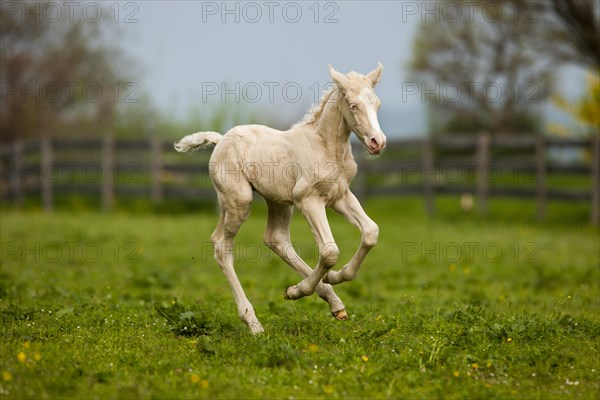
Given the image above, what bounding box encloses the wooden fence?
[1,134,598,224]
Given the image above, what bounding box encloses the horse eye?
[349,103,358,110]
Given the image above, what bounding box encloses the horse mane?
[291,86,337,129]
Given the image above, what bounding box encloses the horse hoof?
[283,286,294,300]
[332,309,348,320]
[249,323,265,335]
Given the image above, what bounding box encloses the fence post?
[591,136,600,226]
[151,137,163,203]
[536,136,547,221]
[476,132,491,215]
[40,136,53,212]
[11,139,25,209]
[0,149,5,203]
[423,136,435,216]
[101,135,114,212]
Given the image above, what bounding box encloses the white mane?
[291,86,337,129]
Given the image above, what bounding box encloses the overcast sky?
[116,1,587,137]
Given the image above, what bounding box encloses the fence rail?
[1,134,598,224]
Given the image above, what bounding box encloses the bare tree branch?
[551,0,600,68]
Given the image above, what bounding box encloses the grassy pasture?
[0,197,598,399]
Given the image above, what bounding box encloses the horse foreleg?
[263,200,347,320]
[323,191,379,285]
[284,198,339,301]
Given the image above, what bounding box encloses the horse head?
[329,63,387,155]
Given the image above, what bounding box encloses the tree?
[548,73,600,137]
[409,0,599,135]
[549,0,600,69]
[0,0,129,142]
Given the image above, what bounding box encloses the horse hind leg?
[211,188,264,334]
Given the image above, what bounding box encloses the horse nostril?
[370,138,378,148]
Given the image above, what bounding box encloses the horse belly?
[242,155,296,204]
[253,184,295,205]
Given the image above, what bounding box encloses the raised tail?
[174,131,223,153]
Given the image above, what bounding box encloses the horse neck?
[314,89,352,161]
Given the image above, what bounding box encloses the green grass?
[0,197,598,399]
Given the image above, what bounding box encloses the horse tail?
[174,131,222,153]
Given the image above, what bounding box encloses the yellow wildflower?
[361,355,369,362]
[453,370,460,377]
[17,352,26,363]
[190,374,209,389]
[2,371,13,381]
[323,384,334,394]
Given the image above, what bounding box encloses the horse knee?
[212,236,230,265]
[212,239,224,264]
[363,222,379,249]
[320,242,339,268]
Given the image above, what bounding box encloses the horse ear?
[366,62,383,87]
[329,64,349,91]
